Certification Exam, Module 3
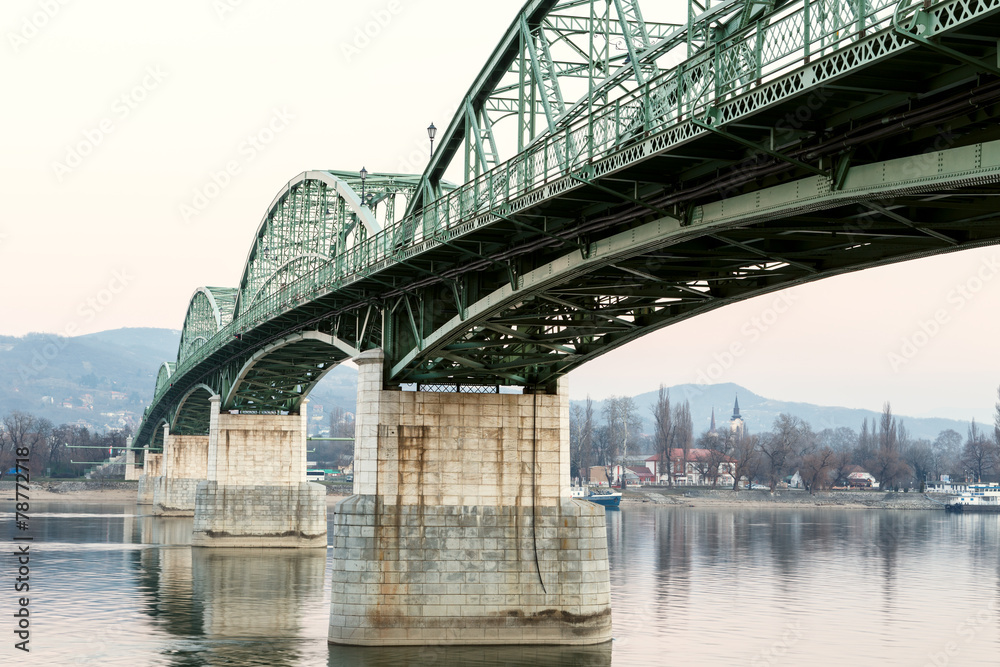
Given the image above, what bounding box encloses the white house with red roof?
[844,465,879,489]
[645,449,738,486]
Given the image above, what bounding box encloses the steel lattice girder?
[133,0,1000,447]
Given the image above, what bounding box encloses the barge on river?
[946,484,1000,513]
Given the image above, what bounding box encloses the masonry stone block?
[137,453,163,505]
[152,435,209,517]
[193,397,327,548]
[328,349,611,646]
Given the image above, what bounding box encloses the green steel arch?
[150,417,170,451]
[134,0,1000,447]
[178,287,237,365]
[224,332,359,413]
[154,362,174,397]
[232,171,425,321]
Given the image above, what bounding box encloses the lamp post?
[359,166,368,207]
[428,122,437,156]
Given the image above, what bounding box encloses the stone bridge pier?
[191,396,326,548]
[153,425,209,517]
[125,437,141,482]
[328,349,612,646]
[137,449,163,505]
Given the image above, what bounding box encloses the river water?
[2,502,998,666]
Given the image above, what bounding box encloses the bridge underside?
[135,0,1000,443]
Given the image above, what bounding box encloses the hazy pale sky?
[2,0,998,424]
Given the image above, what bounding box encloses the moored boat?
[587,490,622,508]
[946,484,1000,512]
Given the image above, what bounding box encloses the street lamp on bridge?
[428,122,437,157]
[359,166,369,208]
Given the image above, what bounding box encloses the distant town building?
[645,449,737,486]
[844,465,879,489]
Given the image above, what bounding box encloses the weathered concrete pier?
[152,425,209,517]
[137,450,162,505]
[328,350,612,646]
[191,396,327,548]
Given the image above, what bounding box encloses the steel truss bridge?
[136,0,1000,448]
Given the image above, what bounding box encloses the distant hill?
[0,328,969,441]
[571,382,970,442]
[0,327,357,434]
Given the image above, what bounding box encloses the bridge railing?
[142,0,935,424]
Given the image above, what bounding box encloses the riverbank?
[3,481,952,510]
[628,487,949,510]
[0,480,139,502]
[0,480,355,504]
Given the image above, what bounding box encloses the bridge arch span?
[171,383,219,436]
[154,362,175,398]
[150,417,170,451]
[224,331,360,413]
[178,287,237,365]
[232,171,422,320]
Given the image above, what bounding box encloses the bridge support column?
[124,437,141,482]
[328,350,611,646]
[137,451,162,505]
[192,396,326,548]
[153,427,209,517]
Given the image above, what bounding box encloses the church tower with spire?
[709,408,717,435]
[730,395,745,435]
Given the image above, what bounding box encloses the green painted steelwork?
[134,0,1000,447]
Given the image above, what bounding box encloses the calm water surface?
[2,502,997,666]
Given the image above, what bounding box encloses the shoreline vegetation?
[2,480,952,510]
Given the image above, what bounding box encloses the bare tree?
[570,403,584,482]
[855,418,875,467]
[904,439,934,488]
[672,400,693,483]
[800,447,837,494]
[817,426,858,454]
[592,425,613,468]
[0,420,11,481]
[580,397,594,480]
[830,449,856,488]
[0,412,49,481]
[962,419,997,483]
[932,429,964,480]
[694,429,731,487]
[760,414,812,492]
[570,399,596,483]
[729,430,761,490]
[651,385,672,483]
[866,403,912,489]
[603,395,640,484]
[995,385,1000,447]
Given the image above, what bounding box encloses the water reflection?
[127,516,327,666]
[328,643,612,667]
[607,506,1000,665]
[21,501,1000,666]
[190,548,326,666]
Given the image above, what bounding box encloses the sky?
[2,0,999,425]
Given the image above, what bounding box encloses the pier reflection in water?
[132,515,328,666]
[10,502,1000,666]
